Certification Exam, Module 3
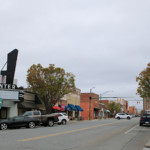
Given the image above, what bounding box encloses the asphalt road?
[0,117,149,150]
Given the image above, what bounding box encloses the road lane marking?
[18,122,118,142]
[124,125,139,134]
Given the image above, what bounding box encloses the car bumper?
[140,121,150,125]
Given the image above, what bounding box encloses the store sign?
[0,98,2,109]
[0,90,18,100]
[0,83,17,89]
[18,90,24,101]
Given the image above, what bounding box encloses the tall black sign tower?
[1,49,18,84]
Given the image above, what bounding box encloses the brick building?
[80,93,100,120]
[143,97,150,113]
[122,99,128,113]
[129,106,136,115]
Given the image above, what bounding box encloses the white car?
[115,113,132,120]
[55,113,69,125]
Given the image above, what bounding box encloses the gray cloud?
[1,0,150,109]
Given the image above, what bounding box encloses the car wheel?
[139,123,143,126]
[0,123,8,130]
[61,119,67,125]
[117,117,120,120]
[127,117,130,120]
[28,122,36,128]
[48,119,54,127]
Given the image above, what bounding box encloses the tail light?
[57,115,59,118]
[140,117,142,121]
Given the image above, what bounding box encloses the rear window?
[142,114,150,117]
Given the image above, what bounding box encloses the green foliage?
[136,63,150,98]
[27,64,76,113]
[106,102,121,114]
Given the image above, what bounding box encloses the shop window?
[0,108,7,119]
[75,111,79,118]
[68,111,72,117]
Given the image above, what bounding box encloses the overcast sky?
[1,0,150,109]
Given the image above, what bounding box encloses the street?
[0,118,149,150]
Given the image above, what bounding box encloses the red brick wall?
[80,93,99,120]
[129,106,136,115]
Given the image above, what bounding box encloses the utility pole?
[99,94,102,119]
[89,87,95,120]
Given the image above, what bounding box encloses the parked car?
[115,113,132,120]
[139,114,150,126]
[23,110,59,127]
[0,116,40,130]
[54,113,69,125]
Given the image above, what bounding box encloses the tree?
[136,63,150,98]
[106,102,121,115]
[27,64,76,113]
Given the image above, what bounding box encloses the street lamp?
[89,87,95,120]
[99,90,113,119]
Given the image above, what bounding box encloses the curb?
[143,139,150,150]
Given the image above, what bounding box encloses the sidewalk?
[143,139,150,150]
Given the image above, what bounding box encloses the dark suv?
[139,114,150,126]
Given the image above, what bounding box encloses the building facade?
[0,84,22,119]
[80,93,100,120]
[57,88,82,120]
[143,97,150,113]
[129,106,136,115]
[122,99,128,113]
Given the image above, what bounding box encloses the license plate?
[146,122,149,124]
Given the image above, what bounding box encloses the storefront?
[0,83,25,119]
[94,108,100,119]
[0,100,18,119]
[0,87,22,119]
[18,91,40,115]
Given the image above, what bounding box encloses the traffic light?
[137,101,140,104]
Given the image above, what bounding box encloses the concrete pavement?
[143,139,150,150]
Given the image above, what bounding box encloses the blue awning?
[65,106,71,111]
[68,104,77,111]
[75,105,83,111]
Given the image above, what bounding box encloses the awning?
[75,105,83,111]
[18,102,38,109]
[68,104,77,111]
[52,106,61,110]
[58,104,65,111]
